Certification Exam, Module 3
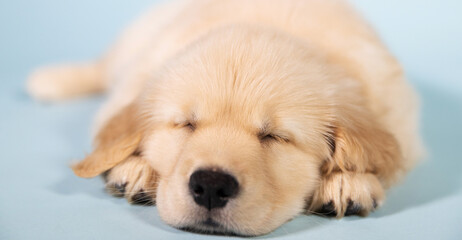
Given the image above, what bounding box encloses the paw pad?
[106,182,127,197]
[344,199,362,216]
[131,190,155,205]
[317,201,337,217]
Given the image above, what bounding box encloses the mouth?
[203,217,221,227]
[178,218,249,237]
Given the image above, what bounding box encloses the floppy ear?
[323,107,404,188]
[72,102,145,178]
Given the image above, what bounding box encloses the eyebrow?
[189,112,198,123]
[258,121,271,136]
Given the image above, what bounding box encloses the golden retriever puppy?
[27,0,424,236]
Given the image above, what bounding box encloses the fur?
[28,0,423,236]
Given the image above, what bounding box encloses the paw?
[308,172,384,217]
[27,64,100,101]
[27,66,73,101]
[103,156,158,205]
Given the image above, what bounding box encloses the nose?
[189,169,239,210]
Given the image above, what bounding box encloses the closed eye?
[173,120,196,131]
[258,132,289,144]
[184,122,196,131]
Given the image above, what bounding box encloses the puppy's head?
[73,27,401,236]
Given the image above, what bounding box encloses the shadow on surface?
[47,81,462,237]
[262,216,329,238]
[269,81,462,236]
[374,81,462,217]
[44,97,110,200]
[126,206,185,234]
[50,170,109,199]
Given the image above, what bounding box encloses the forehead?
[144,30,337,138]
[147,68,333,146]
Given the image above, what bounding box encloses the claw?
[372,199,378,209]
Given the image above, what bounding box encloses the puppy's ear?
[72,102,145,178]
[324,108,403,187]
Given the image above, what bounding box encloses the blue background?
[1,0,461,239]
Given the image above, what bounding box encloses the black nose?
[189,169,239,210]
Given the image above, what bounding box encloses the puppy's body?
[28,0,423,236]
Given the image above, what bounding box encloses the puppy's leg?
[27,61,107,101]
[306,99,405,217]
[308,172,385,217]
[104,156,158,205]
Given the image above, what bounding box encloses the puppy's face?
[140,28,338,236]
[73,27,393,236]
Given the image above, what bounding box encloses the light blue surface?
[1,0,461,239]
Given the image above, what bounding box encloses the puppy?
[27,0,424,236]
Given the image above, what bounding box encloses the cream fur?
[28,0,423,236]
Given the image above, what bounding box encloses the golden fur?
[27,0,423,236]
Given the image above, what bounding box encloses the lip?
[203,218,220,227]
[178,218,245,237]
[179,227,244,237]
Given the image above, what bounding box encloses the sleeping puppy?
[27,0,424,236]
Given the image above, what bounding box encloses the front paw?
[103,156,158,205]
[308,172,384,217]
